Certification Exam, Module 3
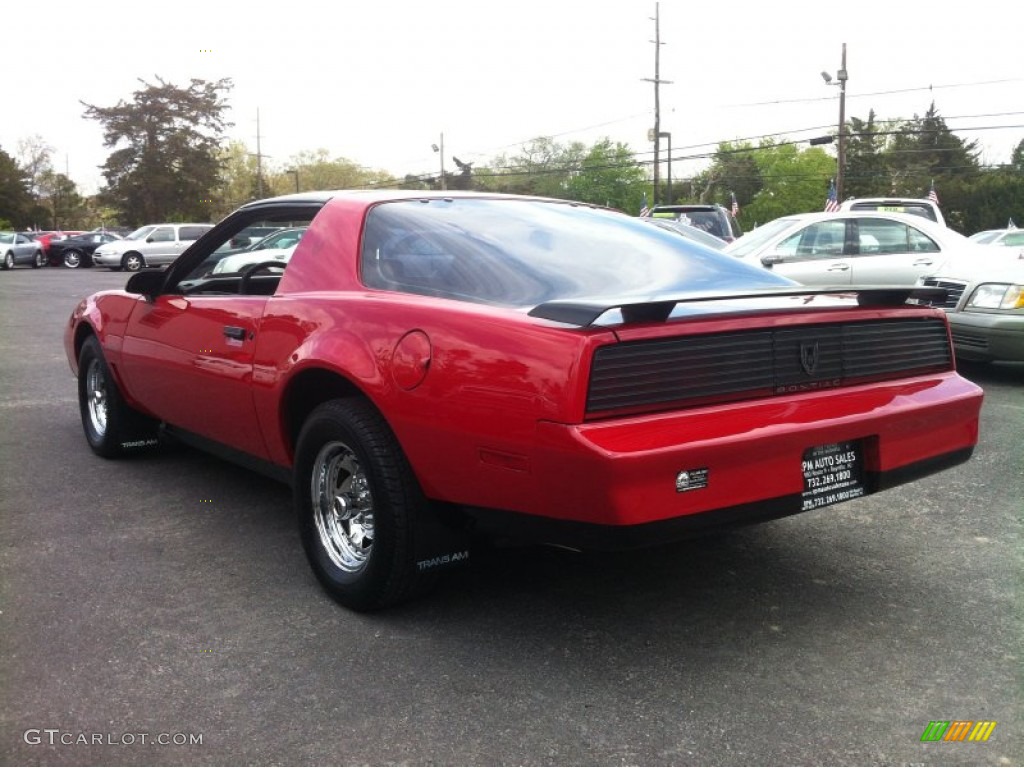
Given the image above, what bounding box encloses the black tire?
[122,252,144,272]
[2,252,12,270]
[294,398,437,611]
[63,249,84,269]
[77,336,159,458]
[32,250,44,269]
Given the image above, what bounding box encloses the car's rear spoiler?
[527,286,948,327]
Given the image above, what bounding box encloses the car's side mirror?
[125,270,164,299]
[761,254,783,267]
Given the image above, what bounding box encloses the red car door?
[118,295,270,458]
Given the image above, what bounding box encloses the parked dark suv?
[648,204,743,243]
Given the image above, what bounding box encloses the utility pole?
[642,3,672,205]
[256,108,263,198]
[836,43,848,202]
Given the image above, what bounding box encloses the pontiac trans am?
[64,191,984,611]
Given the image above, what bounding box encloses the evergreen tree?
[83,77,233,224]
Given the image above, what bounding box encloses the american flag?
[731,191,739,217]
[639,192,650,217]
[927,181,940,206]
[824,179,840,212]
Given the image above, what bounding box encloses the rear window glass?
[360,199,788,307]
[848,202,937,222]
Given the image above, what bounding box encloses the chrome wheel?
[33,251,44,268]
[311,441,374,573]
[64,249,83,268]
[123,253,143,272]
[84,357,108,438]
[2,253,12,270]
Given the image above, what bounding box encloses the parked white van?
[92,223,214,271]
[838,198,945,227]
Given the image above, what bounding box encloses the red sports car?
[64,191,984,611]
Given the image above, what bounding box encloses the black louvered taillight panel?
[587,318,952,416]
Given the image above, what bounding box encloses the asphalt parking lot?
[0,267,1020,767]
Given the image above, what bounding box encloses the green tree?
[883,103,979,199]
[478,137,587,198]
[16,135,54,198]
[269,149,395,195]
[741,141,836,224]
[83,77,233,224]
[844,110,888,199]
[563,139,647,211]
[37,171,89,229]
[213,140,262,219]
[1012,138,1024,172]
[0,146,33,228]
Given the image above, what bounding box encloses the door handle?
[913,258,934,266]
[826,263,850,271]
[223,325,246,340]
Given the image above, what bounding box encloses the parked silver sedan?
[724,211,987,286]
[918,250,1024,362]
[0,232,46,269]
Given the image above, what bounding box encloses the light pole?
[821,43,849,201]
[659,131,672,204]
[285,167,299,193]
[432,134,446,191]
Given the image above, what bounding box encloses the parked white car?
[92,223,214,271]
[724,211,985,286]
[210,226,308,274]
[968,228,1024,250]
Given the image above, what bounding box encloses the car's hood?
[929,249,1024,281]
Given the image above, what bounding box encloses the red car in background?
[64,191,984,611]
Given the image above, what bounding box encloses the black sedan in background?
[48,231,123,268]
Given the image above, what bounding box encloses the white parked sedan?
[210,226,308,274]
[968,228,1024,250]
[724,211,987,286]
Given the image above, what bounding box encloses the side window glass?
[787,221,845,258]
[907,227,939,253]
[150,227,175,243]
[856,219,909,254]
[1001,232,1024,247]
[776,230,804,257]
[179,226,208,241]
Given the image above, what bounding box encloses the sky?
[4,0,1022,197]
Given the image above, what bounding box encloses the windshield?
[724,218,801,257]
[969,231,1002,244]
[360,199,790,307]
[125,226,155,241]
[0,233,13,244]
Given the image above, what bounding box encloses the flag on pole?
[731,191,740,217]
[927,180,940,205]
[639,192,650,217]
[824,179,840,212]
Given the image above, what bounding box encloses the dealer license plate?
[801,441,866,511]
